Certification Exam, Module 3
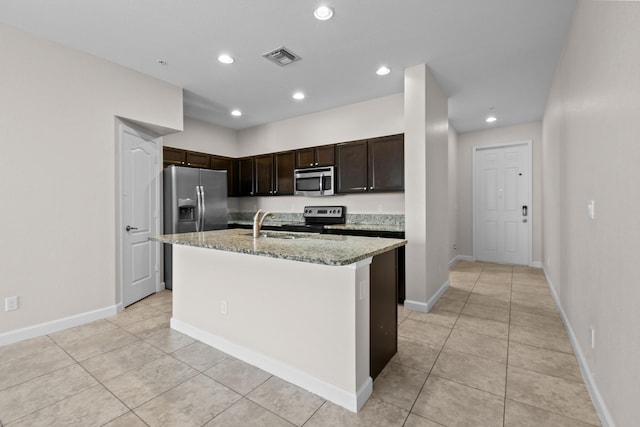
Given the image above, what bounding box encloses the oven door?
[294,167,334,196]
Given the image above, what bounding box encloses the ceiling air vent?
[262,46,301,66]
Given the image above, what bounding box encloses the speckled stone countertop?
[227,212,405,233]
[151,228,406,266]
[323,223,405,233]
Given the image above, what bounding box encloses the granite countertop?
[323,223,405,233]
[227,221,405,233]
[151,228,406,266]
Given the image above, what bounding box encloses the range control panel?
[303,206,346,223]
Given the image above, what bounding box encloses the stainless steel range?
[280,205,346,233]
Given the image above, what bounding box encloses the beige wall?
[457,122,543,264]
[448,128,458,263]
[404,65,449,311]
[542,2,640,425]
[163,117,238,158]
[0,24,183,338]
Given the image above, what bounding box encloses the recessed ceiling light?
[292,92,305,100]
[218,54,234,64]
[486,116,497,123]
[314,5,334,20]
[231,109,242,117]
[376,66,391,76]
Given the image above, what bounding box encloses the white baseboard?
[171,318,372,413]
[404,279,450,313]
[404,299,429,313]
[449,255,474,268]
[529,260,543,268]
[0,304,120,347]
[543,268,614,427]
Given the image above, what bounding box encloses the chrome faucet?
[253,209,274,238]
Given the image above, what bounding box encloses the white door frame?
[472,140,533,265]
[116,120,162,310]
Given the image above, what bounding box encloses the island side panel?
[170,244,372,410]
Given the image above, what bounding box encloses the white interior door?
[474,142,531,265]
[121,125,160,307]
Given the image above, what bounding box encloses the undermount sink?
[244,231,311,240]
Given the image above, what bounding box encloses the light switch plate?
[5,296,18,311]
[587,200,595,220]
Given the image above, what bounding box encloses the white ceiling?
[0,0,576,133]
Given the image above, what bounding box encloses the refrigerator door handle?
[199,185,206,230]
[195,186,202,232]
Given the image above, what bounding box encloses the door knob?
[126,225,138,232]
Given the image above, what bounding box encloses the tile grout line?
[502,265,514,427]
[400,263,484,425]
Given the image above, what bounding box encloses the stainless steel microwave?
[294,166,335,196]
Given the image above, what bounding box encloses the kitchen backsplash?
[228,211,404,227]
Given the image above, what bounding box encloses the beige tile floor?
[0,261,601,426]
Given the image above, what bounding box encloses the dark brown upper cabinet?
[163,146,187,168]
[368,134,404,192]
[254,154,274,196]
[162,134,402,198]
[336,134,404,193]
[210,155,237,196]
[238,157,255,196]
[336,140,369,193]
[185,151,210,168]
[274,151,295,195]
[295,145,335,168]
[253,151,295,196]
[162,146,210,169]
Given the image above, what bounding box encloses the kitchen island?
[152,229,406,412]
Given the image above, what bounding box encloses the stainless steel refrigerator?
[163,165,227,289]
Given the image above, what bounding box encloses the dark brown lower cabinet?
[369,249,398,379]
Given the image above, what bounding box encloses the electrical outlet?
[220,300,228,316]
[587,200,595,220]
[359,280,367,300]
[590,326,596,349]
[5,296,18,311]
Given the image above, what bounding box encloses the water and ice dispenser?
[178,198,195,221]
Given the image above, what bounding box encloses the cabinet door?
[295,148,315,168]
[163,146,186,168]
[369,249,398,379]
[254,154,274,195]
[210,155,235,196]
[315,145,335,166]
[228,159,238,196]
[274,151,295,195]
[368,134,404,191]
[336,140,368,193]
[185,151,210,168]
[238,157,255,196]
